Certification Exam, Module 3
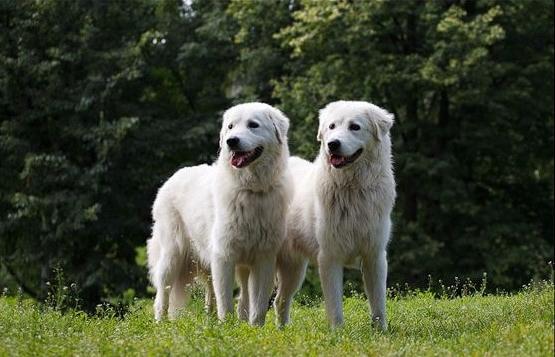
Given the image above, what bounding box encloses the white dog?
[274,101,396,330]
[147,102,291,326]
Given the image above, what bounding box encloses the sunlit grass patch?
[0,282,553,356]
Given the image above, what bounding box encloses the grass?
[0,283,553,356]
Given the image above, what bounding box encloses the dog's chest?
[222,188,287,252]
[317,185,385,251]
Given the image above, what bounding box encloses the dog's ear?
[316,126,323,142]
[219,110,231,149]
[367,106,394,142]
[267,108,289,144]
[219,128,225,148]
[316,109,325,142]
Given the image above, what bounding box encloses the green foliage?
[0,0,156,304]
[0,0,553,306]
[227,0,294,103]
[272,0,554,290]
[0,283,553,355]
[0,0,234,307]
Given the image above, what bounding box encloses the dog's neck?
[316,138,393,190]
[217,146,289,193]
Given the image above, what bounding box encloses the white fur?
[274,101,396,330]
[147,102,292,326]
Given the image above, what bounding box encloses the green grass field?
[1,283,553,356]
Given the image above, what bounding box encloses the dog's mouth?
[329,148,363,168]
[231,146,264,168]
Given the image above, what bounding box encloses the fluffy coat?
[147,102,292,326]
[274,101,396,330]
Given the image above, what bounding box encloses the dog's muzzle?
[328,148,363,168]
[230,146,264,168]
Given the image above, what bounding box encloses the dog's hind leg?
[274,253,308,327]
[149,211,185,322]
[362,247,388,331]
[200,271,216,314]
[236,265,250,321]
[152,244,181,322]
[168,258,194,320]
[248,255,276,326]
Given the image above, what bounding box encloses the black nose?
[226,137,240,149]
[327,140,341,152]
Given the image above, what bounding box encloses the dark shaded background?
[1,0,553,308]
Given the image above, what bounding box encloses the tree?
[272,0,553,289]
[0,0,552,306]
[0,0,237,307]
[227,0,295,104]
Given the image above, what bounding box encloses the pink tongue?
[231,152,250,167]
[330,155,347,167]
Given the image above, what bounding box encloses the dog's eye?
[248,121,259,129]
[329,123,336,130]
[228,124,233,129]
[349,123,361,131]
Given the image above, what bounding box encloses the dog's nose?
[226,137,240,149]
[327,140,341,152]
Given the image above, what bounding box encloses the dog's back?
[150,164,215,262]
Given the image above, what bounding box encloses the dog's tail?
[147,207,188,285]
[146,235,161,285]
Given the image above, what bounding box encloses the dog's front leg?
[235,265,250,321]
[248,255,276,326]
[362,248,388,331]
[318,252,344,328]
[211,256,235,321]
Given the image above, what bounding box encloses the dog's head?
[317,101,394,169]
[220,102,289,169]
